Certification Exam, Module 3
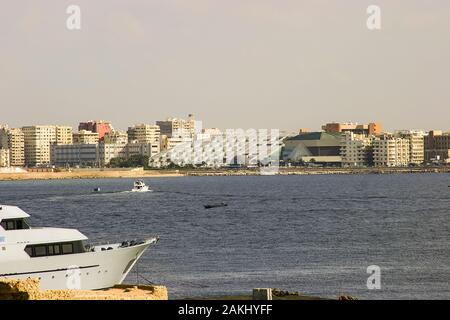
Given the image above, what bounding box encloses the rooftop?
[287,132,342,141]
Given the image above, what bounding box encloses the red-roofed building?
[78,120,113,141]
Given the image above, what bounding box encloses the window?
[34,246,47,257]
[25,247,32,256]
[62,243,73,254]
[24,241,83,258]
[0,219,30,230]
[16,220,25,229]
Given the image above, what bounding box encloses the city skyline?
[1,1,450,131]
[1,117,450,134]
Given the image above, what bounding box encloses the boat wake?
[121,190,153,194]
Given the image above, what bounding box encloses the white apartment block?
[340,132,373,167]
[0,127,25,167]
[373,135,410,167]
[0,149,10,167]
[127,124,160,144]
[395,130,425,165]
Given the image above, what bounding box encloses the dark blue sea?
[1,174,450,299]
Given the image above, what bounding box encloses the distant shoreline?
[1,166,449,181]
[0,169,183,181]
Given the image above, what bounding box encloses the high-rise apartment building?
[396,130,425,165]
[0,149,10,167]
[22,126,57,167]
[340,132,373,167]
[127,124,160,144]
[156,114,197,138]
[372,135,410,167]
[55,126,73,145]
[424,130,450,163]
[0,127,25,167]
[104,130,128,144]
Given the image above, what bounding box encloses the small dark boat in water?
[204,202,228,209]
[93,187,101,192]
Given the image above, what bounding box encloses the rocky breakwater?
[0,278,168,300]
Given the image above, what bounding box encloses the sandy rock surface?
[0,278,168,300]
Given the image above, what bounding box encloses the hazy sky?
[1,0,449,132]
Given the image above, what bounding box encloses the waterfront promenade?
[1,166,449,181]
[0,168,183,181]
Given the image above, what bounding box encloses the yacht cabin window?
[0,218,30,231]
[24,241,84,258]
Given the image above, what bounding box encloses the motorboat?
[204,202,228,209]
[0,205,158,290]
[131,180,150,192]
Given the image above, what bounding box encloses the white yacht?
[131,180,150,192]
[0,205,158,290]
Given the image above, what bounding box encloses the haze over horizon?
[1,0,449,132]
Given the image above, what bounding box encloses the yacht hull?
[0,241,152,290]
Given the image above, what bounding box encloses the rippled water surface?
[1,174,450,299]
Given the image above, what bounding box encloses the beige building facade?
[156,114,197,138]
[0,127,25,167]
[396,130,425,165]
[56,126,73,145]
[104,130,128,144]
[22,126,57,166]
[373,135,410,167]
[73,130,99,144]
[127,124,160,144]
[99,142,160,166]
[0,148,10,167]
[340,132,373,167]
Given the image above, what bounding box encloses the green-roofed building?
[282,132,342,165]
